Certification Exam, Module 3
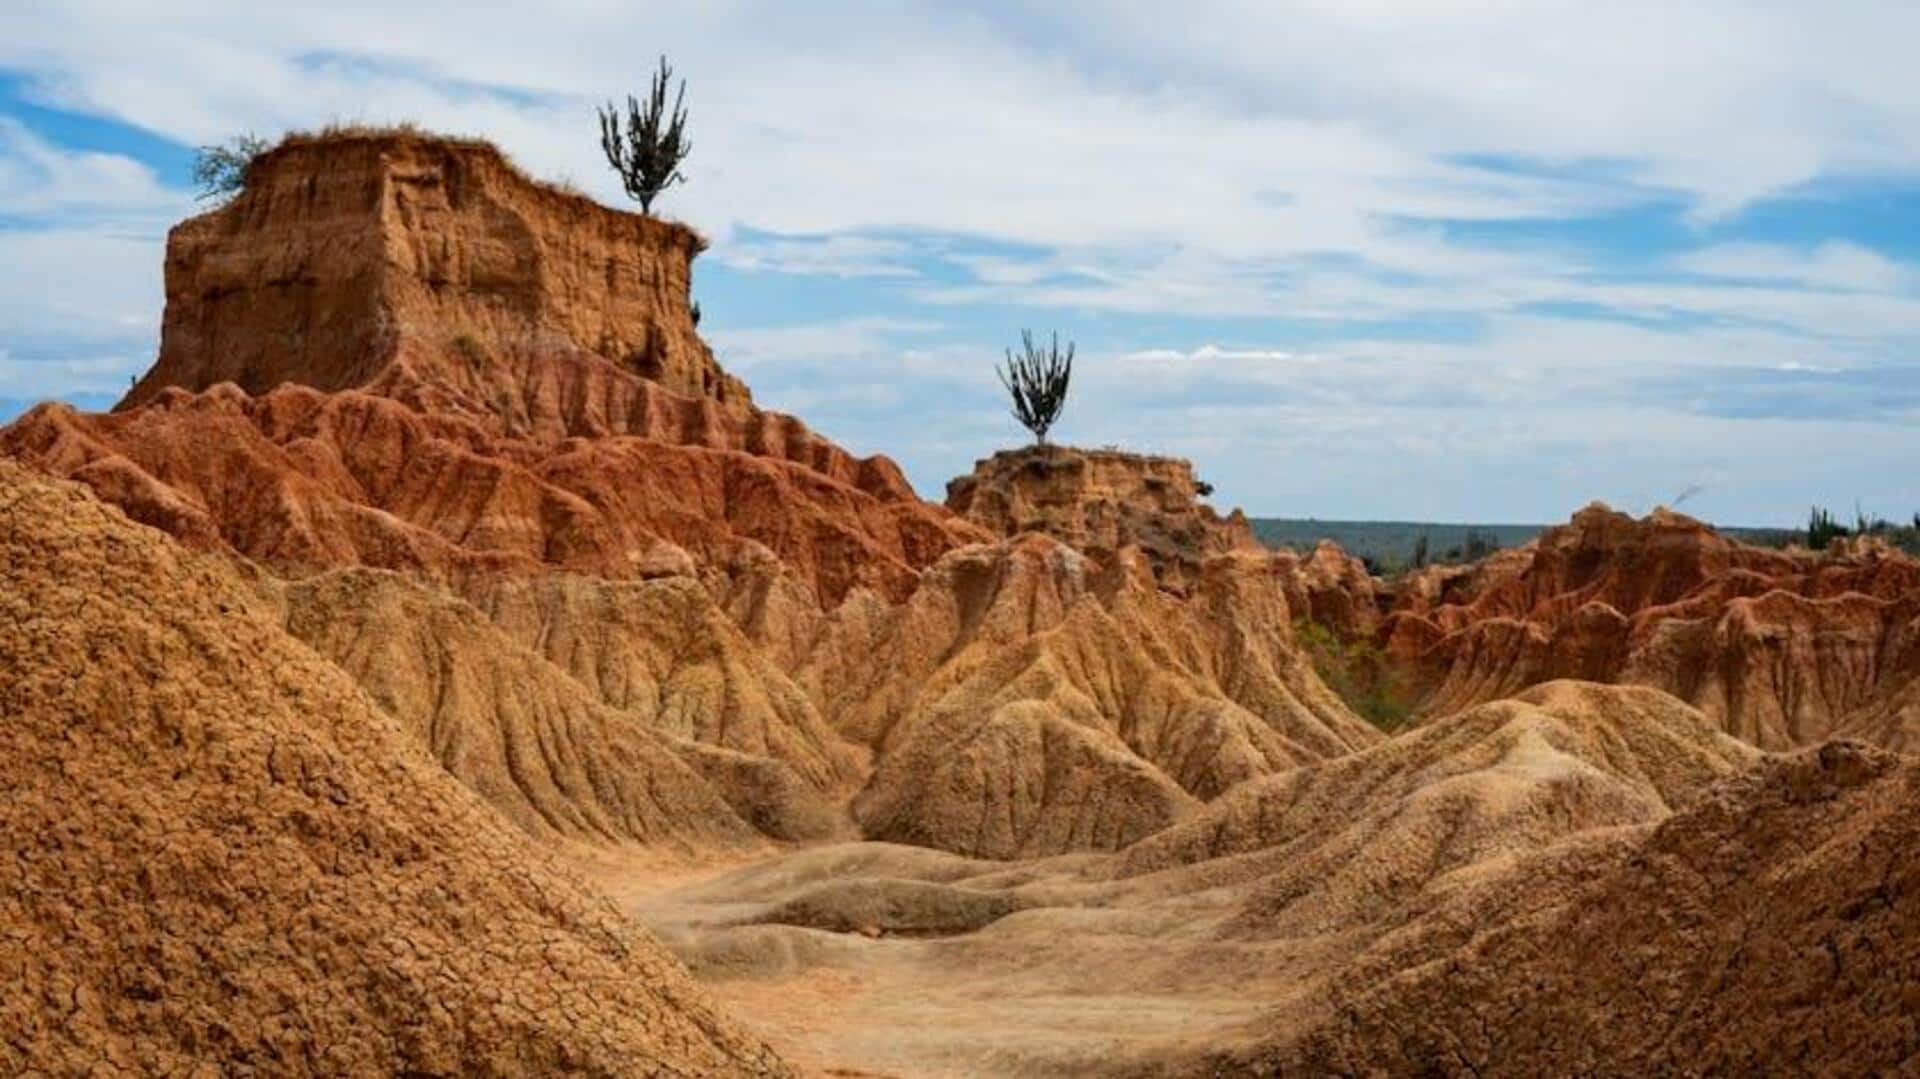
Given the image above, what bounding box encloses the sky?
[2,3,1918,526]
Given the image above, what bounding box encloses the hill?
[0,461,789,1075]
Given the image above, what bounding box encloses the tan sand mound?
[619,687,1912,1077]
[741,877,1025,937]
[809,537,1376,857]
[1115,681,1758,932]
[280,567,783,846]
[282,567,855,843]
[0,462,787,1075]
[1245,740,1920,1075]
[470,573,862,796]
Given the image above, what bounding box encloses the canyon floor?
[590,843,1296,1077]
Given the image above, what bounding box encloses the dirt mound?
[1114,681,1757,931]
[1253,740,1920,1075]
[946,444,1256,589]
[1384,504,1920,750]
[0,462,787,1075]
[741,877,1024,937]
[279,567,817,845]
[803,537,1377,857]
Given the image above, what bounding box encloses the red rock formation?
[1385,503,1920,749]
[945,444,1257,589]
[1271,539,1382,639]
[3,385,977,604]
[1,130,985,605]
[127,130,746,418]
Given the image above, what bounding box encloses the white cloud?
[709,316,946,368]
[9,3,1903,251]
[1673,242,1913,293]
[0,347,143,399]
[711,234,918,278]
[0,117,182,216]
[0,125,179,399]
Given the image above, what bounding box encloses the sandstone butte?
[2,128,1916,1076]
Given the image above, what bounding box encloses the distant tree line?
[1806,504,1920,554]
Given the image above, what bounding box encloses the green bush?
[1293,619,1418,732]
[191,133,269,202]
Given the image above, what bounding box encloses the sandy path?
[569,842,1323,1078]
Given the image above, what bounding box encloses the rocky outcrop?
[3,130,984,608]
[1271,539,1382,639]
[0,462,789,1075]
[127,130,746,418]
[1383,504,1920,751]
[811,538,1378,858]
[946,445,1257,589]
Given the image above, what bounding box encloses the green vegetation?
[1248,516,1884,570]
[1807,506,1848,550]
[1802,504,1920,554]
[191,133,269,201]
[1250,519,1538,573]
[997,330,1074,447]
[598,56,692,216]
[1292,619,1418,732]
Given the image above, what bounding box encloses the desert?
[4,12,1919,1077]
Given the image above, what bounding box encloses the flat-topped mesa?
[122,129,750,430]
[945,444,1258,585]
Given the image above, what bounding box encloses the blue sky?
[2,4,1918,526]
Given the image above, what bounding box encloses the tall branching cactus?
[997,330,1074,446]
[598,57,691,215]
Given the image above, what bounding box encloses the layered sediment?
[946,444,1257,589]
